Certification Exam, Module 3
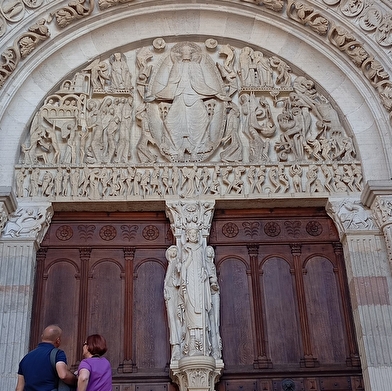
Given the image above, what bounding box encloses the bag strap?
[50,348,60,391]
[50,347,59,370]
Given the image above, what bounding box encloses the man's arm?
[15,374,25,391]
[56,361,77,386]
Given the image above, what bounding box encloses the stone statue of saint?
[176,226,222,358]
[164,245,183,361]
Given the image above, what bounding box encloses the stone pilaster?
[327,192,392,391]
[0,200,53,390]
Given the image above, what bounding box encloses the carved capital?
[361,180,392,229]
[170,356,224,391]
[0,187,17,233]
[372,196,392,229]
[326,197,375,236]
[165,199,215,239]
[2,202,53,244]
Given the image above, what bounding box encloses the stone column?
[165,199,224,391]
[327,192,392,391]
[0,197,53,390]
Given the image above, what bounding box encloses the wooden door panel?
[304,256,347,364]
[88,259,125,368]
[219,257,254,367]
[261,257,302,365]
[133,258,168,371]
[41,256,80,363]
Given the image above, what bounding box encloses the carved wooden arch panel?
[30,207,363,391]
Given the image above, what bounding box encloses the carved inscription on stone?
[15,39,363,201]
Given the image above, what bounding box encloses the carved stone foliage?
[49,0,94,28]
[15,39,363,201]
[0,0,45,37]
[0,19,50,88]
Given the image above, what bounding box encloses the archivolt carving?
[324,0,392,48]
[0,19,50,88]
[15,39,364,201]
[49,0,94,28]
[286,0,329,35]
[98,0,133,10]
[0,0,44,36]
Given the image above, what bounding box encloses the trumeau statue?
[165,200,221,362]
[15,38,363,200]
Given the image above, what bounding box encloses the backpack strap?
[50,348,60,391]
[50,348,59,370]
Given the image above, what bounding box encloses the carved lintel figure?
[40,170,54,197]
[289,164,303,193]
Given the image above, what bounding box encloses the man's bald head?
[41,325,62,346]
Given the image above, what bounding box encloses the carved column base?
[170,356,224,391]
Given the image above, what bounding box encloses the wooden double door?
[31,207,363,391]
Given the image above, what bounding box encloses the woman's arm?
[77,368,91,391]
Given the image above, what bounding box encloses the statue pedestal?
[170,356,224,391]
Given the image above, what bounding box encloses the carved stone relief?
[14,39,363,201]
[326,197,375,234]
[2,0,392,133]
[1,203,53,241]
